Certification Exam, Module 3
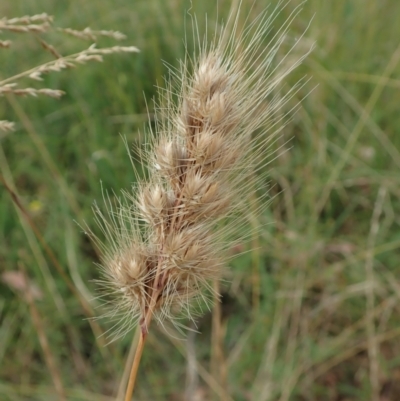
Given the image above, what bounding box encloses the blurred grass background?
[1,0,400,400]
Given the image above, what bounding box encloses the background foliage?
[1,0,400,400]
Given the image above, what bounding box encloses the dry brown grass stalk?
[90,3,311,399]
[18,262,66,401]
[0,13,139,132]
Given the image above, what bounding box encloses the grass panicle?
[91,3,312,399]
[94,2,311,339]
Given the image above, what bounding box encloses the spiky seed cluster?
[94,4,310,335]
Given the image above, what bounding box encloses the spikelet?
[92,3,311,338]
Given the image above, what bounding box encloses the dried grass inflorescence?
[0,13,139,132]
[93,4,311,338]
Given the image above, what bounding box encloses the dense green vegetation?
[1,0,400,400]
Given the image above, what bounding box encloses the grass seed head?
[94,4,311,337]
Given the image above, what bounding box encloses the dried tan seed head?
[93,4,311,337]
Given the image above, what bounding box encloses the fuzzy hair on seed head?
[91,1,312,339]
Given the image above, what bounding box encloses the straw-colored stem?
[117,327,140,400]
[124,329,147,401]
[124,287,161,400]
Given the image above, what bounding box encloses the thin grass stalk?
[124,332,146,401]
[19,262,67,401]
[315,43,400,217]
[124,286,161,400]
[165,322,235,401]
[6,94,82,217]
[211,279,228,400]
[365,186,386,401]
[249,181,261,312]
[117,327,140,400]
[0,174,108,350]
